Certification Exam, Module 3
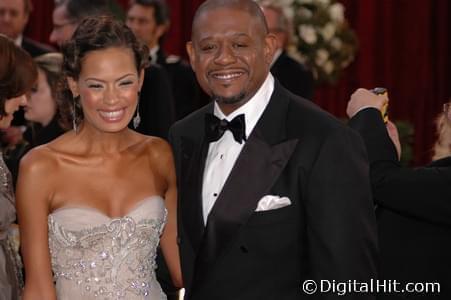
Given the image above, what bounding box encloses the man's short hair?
[54,0,110,22]
[130,0,169,26]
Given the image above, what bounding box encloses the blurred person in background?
[0,0,53,57]
[0,34,37,300]
[127,0,201,120]
[49,0,110,47]
[347,88,451,299]
[258,0,314,100]
[5,53,70,186]
[432,102,451,161]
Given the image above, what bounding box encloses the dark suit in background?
[129,63,175,139]
[170,81,378,300]
[271,51,314,100]
[21,37,54,57]
[349,108,451,299]
[156,48,201,120]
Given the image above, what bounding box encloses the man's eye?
[201,45,215,51]
[233,43,247,48]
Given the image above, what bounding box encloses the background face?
[262,7,286,50]
[188,7,274,107]
[0,0,29,39]
[126,4,160,49]
[25,69,56,126]
[71,47,142,133]
[49,4,77,46]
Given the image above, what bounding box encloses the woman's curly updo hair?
[60,15,149,128]
[0,34,37,116]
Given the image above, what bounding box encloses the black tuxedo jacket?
[271,51,314,100]
[156,49,201,120]
[169,82,378,299]
[349,109,451,299]
[21,37,54,57]
[129,63,175,139]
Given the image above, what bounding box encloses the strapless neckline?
[49,195,164,220]
[47,195,167,299]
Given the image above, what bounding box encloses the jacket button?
[240,245,248,253]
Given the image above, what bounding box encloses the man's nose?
[214,44,237,65]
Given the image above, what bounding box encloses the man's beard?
[212,92,246,105]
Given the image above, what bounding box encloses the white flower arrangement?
[265,0,358,84]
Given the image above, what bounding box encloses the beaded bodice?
[48,196,167,300]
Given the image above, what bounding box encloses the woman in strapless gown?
[16,16,182,300]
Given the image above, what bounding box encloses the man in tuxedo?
[347,89,451,299]
[260,1,314,100]
[50,0,175,138]
[126,0,201,120]
[168,1,378,299]
[0,0,53,57]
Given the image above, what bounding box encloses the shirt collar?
[149,46,159,64]
[270,48,283,67]
[14,35,23,47]
[213,73,275,138]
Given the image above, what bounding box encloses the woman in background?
[24,53,69,148]
[0,34,37,300]
[6,53,69,186]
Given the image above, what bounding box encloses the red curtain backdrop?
[26,0,450,165]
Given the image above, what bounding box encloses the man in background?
[127,0,201,120]
[260,1,314,100]
[0,0,53,57]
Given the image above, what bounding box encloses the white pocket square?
[255,195,291,212]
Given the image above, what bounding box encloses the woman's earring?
[72,96,79,132]
[133,92,141,129]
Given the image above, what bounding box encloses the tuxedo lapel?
[192,83,299,287]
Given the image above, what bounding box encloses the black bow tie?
[205,113,246,144]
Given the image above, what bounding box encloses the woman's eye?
[88,84,103,89]
[120,81,133,86]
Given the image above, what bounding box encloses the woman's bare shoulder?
[20,131,76,173]
[141,135,172,160]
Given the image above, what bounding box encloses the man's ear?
[264,33,278,65]
[67,77,79,98]
[186,41,196,72]
[155,23,169,41]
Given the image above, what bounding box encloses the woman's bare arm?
[16,148,57,300]
[153,139,183,288]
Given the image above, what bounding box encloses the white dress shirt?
[201,74,275,224]
[149,46,159,64]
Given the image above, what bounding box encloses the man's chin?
[212,92,246,105]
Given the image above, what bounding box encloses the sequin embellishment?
[48,209,167,299]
